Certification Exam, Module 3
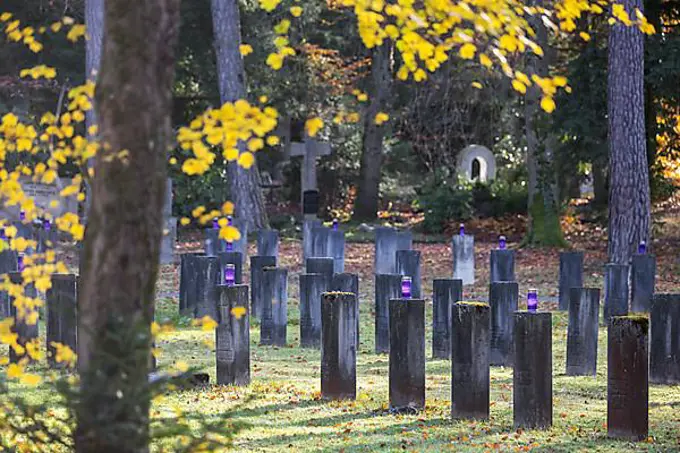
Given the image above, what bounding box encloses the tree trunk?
[523,3,565,247]
[76,1,180,452]
[85,0,104,131]
[211,0,269,230]
[354,43,392,221]
[607,0,651,263]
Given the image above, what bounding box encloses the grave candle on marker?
[401,276,412,299]
[224,264,236,286]
[332,218,339,231]
[459,223,465,236]
[19,210,25,221]
[17,254,24,272]
[638,240,646,254]
[0,228,5,240]
[527,288,538,312]
[226,240,233,252]
[227,215,233,226]
[43,218,51,231]
[212,218,219,229]
[499,235,507,250]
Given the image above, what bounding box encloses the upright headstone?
[250,256,276,320]
[513,312,552,429]
[217,251,243,284]
[46,274,78,368]
[299,273,325,348]
[608,316,648,441]
[290,136,332,214]
[329,230,345,273]
[490,249,515,283]
[194,256,221,320]
[451,302,490,420]
[256,229,279,262]
[216,284,250,386]
[179,252,203,316]
[260,267,288,346]
[374,273,401,354]
[160,178,177,265]
[204,218,248,261]
[396,250,421,299]
[389,298,425,412]
[305,257,334,283]
[432,279,463,359]
[604,263,629,322]
[558,251,583,311]
[302,219,322,263]
[374,227,412,275]
[330,273,360,346]
[566,288,600,376]
[631,254,656,312]
[311,226,331,258]
[321,292,357,400]
[451,235,475,285]
[9,272,38,364]
[489,281,519,366]
[650,294,680,384]
[0,249,18,319]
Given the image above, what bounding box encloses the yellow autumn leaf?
[231,306,247,319]
[239,44,253,56]
[541,96,556,113]
[238,151,255,169]
[459,43,476,60]
[180,217,191,226]
[290,6,303,17]
[221,201,235,215]
[305,117,324,137]
[266,135,280,146]
[266,53,284,70]
[374,112,389,125]
[512,79,527,94]
[471,81,483,89]
[175,360,189,372]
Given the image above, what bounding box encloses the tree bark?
[523,3,565,247]
[211,0,269,230]
[85,0,104,131]
[607,0,651,263]
[354,43,392,221]
[76,1,180,452]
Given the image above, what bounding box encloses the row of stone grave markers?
[0,246,78,367]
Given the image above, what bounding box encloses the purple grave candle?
[527,288,538,312]
[638,241,646,254]
[0,228,5,240]
[224,264,236,286]
[459,223,465,236]
[226,240,233,252]
[401,276,412,299]
[227,216,233,226]
[17,254,25,272]
[43,218,51,231]
[499,235,507,250]
[212,218,219,229]
[332,218,339,231]
[19,210,25,221]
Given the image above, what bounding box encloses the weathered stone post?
[608,316,648,440]
[489,281,518,366]
[179,252,203,316]
[396,250,421,299]
[513,312,552,429]
[374,227,412,274]
[260,267,288,346]
[9,272,38,364]
[218,251,243,284]
[558,251,583,311]
[389,297,425,411]
[194,255,221,321]
[604,263,629,322]
[305,257,334,283]
[0,249,18,319]
[216,284,250,386]
[311,226,331,258]
[256,229,279,261]
[374,274,401,354]
[329,230,345,273]
[566,288,600,376]
[631,254,656,312]
[299,273,325,348]
[490,249,515,283]
[250,255,276,320]
[321,292,357,400]
[451,234,475,285]
[650,294,680,384]
[302,219,322,263]
[451,302,490,420]
[46,274,78,368]
[330,273,359,346]
[432,279,463,359]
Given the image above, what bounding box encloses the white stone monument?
[456,145,496,182]
[291,135,331,217]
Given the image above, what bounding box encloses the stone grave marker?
[451,233,475,285]
[558,251,583,311]
[374,274,401,354]
[321,292,357,400]
[291,135,331,216]
[216,284,250,386]
[389,297,425,412]
[46,274,78,368]
[566,288,600,376]
[631,253,656,312]
[375,227,412,275]
[432,279,463,359]
[650,294,680,384]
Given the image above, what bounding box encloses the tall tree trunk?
[76,1,180,452]
[211,0,269,230]
[523,3,565,247]
[607,0,651,263]
[354,43,392,221]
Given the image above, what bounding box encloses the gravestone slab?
[374,273,401,354]
[250,256,276,320]
[321,292,357,400]
[650,294,680,384]
[256,229,279,262]
[299,273,325,348]
[374,227,412,275]
[9,273,38,364]
[396,250,421,299]
[217,251,243,284]
[216,284,250,386]
[631,254,656,312]
[432,279,463,359]
[490,249,515,283]
[604,264,629,322]
[0,250,18,319]
[179,252,203,316]
[389,298,425,412]
[451,234,475,285]
[566,288,600,376]
[558,251,583,311]
[46,274,78,368]
[194,256,221,320]
[489,281,518,366]
[302,219,322,263]
[330,273,360,347]
[260,267,288,346]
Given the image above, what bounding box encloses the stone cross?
[291,136,331,216]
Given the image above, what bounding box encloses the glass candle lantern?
[0,228,5,240]
[332,218,339,231]
[17,254,24,272]
[212,218,219,229]
[401,276,412,299]
[43,218,51,231]
[638,240,646,254]
[224,264,236,286]
[527,289,538,312]
[226,241,233,252]
[459,223,465,236]
[227,216,233,227]
[499,235,507,250]
[19,210,25,221]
